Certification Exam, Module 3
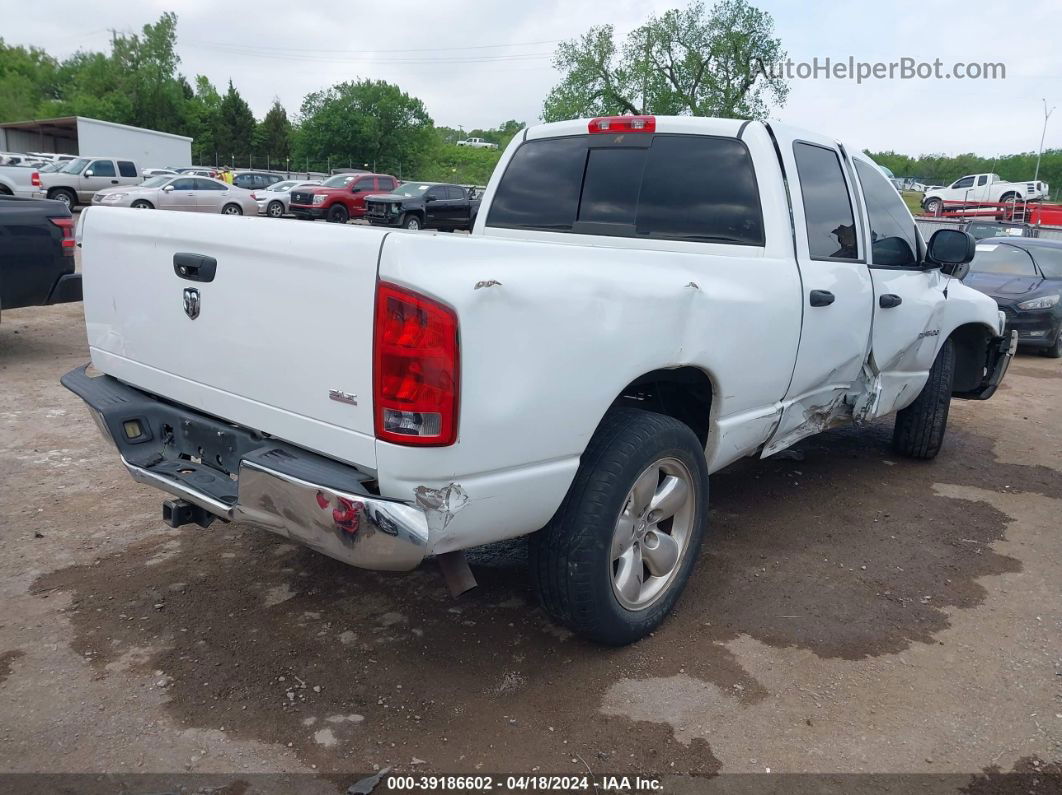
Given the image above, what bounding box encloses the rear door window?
[117,161,137,177]
[793,142,859,260]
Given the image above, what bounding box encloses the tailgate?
[80,207,383,469]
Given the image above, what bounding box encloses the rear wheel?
[131,200,153,209]
[267,200,284,218]
[893,338,955,459]
[327,205,349,224]
[530,407,709,645]
[49,188,76,210]
[0,185,11,196]
[222,203,243,216]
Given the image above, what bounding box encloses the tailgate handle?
[173,253,217,283]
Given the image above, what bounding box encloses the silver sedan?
[92,175,259,215]
[255,179,322,217]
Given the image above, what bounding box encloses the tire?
[0,185,12,196]
[529,407,709,646]
[267,200,284,218]
[1042,331,1062,359]
[49,188,76,210]
[440,227,454,233]
[327,205,349,224]
[131,200,153,209]
[401,214,421,231]
[222,203,243,216]
[893,338,955,459]
[923,197,943,216]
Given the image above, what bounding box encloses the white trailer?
[0,116,192,169]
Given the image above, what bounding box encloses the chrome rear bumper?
[63,364,429,571]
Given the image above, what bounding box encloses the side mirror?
[927,229,975,279]
[84,170,94,177]
[163,185,175,192]
[424,195,437,203]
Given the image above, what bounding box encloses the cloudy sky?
[9,0,1062,156]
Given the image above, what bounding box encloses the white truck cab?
[64,115,1013,645]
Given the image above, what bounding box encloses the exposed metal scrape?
[474,279,502,290]
[413,482,470,532]
[686,281,700,290]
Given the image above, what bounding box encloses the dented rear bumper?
[61,364,429,571]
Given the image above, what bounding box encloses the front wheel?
[267,201,284,218]
[529,407,708,645]
[401,214,421,231]
[893,338,955,459]
[131,200,153,209]
[923,197,943,216]
[327,204,349,223]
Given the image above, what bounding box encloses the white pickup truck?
[456,137,499,150]
[63,115,1015,645]
[0,164,45,199]
[922,172,1050,214]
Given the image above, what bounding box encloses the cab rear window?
[486,134,764,246]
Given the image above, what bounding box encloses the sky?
[8,0,1062,156]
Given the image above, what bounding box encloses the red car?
[289,172,398,223]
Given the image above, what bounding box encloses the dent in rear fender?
[376,452,581,553]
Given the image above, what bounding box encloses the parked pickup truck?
[457,137,498,150]
[40,156,142,209]
[0,196,81,321]
[0,165,45,199]
[289,172,399,223]
[62,115,1014,645]
[365,182,480,231]
[922,173,1050,214]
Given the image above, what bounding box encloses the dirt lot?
[0,301,1059,791]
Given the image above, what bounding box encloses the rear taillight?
[49,216,75,255]
[373,282,459,446]
[31,171,41,187]
[588,115,656,134]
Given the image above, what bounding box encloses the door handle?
[809,289,835,307]
[173,253,217,283]
[879,293,903,309]
[111,179,119,184]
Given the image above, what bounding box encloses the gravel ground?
[0,300,1059,792]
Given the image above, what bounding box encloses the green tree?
[542,0,788,122]
[256,98,292,164]
[293,79,433,175]
[0,40,61,121]
[185,75,222,164]
[216,80,256,165]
